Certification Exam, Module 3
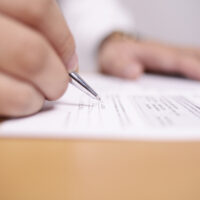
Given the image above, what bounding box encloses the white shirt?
[59,0,134,71]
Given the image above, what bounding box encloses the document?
[1,73,200,140]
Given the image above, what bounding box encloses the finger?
[137,41,200,80]
[0,0,77,71]
[99,43,144,79]
[0,14,69,100]
[0,72,44,117]
[175,56,200,80]
[141,41,200,60]
[105,59,144,79]
[136,41,180,74]
[176,47,200,60]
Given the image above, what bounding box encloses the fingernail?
[123,65,143,79]
[66,53,79,72]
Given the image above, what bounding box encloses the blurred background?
[125,0,200,46]
[60,0,200,71]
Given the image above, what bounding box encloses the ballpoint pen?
[69,72,101,101]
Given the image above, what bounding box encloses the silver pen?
[69,72,101,101]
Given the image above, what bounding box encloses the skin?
[99,34,200,80]
[0,0,78,117]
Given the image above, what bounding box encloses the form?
[1,73,200,140]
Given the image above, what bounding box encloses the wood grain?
[0,139,200,200]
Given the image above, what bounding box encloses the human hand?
[0,0,78,117]
[99,32,200,80]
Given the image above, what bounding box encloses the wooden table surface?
[0,139,200,200]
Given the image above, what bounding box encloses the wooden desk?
[0,139,200,200]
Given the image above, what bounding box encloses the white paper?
[1,73,200,141]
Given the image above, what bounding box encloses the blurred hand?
[0,0,78,117]
[99,32,200,80]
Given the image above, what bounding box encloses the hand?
[0,0,78,117]
[99,32,200,80]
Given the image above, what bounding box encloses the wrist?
[98,31,140,52]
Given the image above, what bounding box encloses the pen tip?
[96,96,102,102]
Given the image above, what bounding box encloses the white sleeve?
[59,0,134,71]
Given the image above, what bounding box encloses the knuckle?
[13,85,43,115]
[17,33,47,75]
[48,76,69,101]
[174,54,185,72]
[25,0,51,24]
